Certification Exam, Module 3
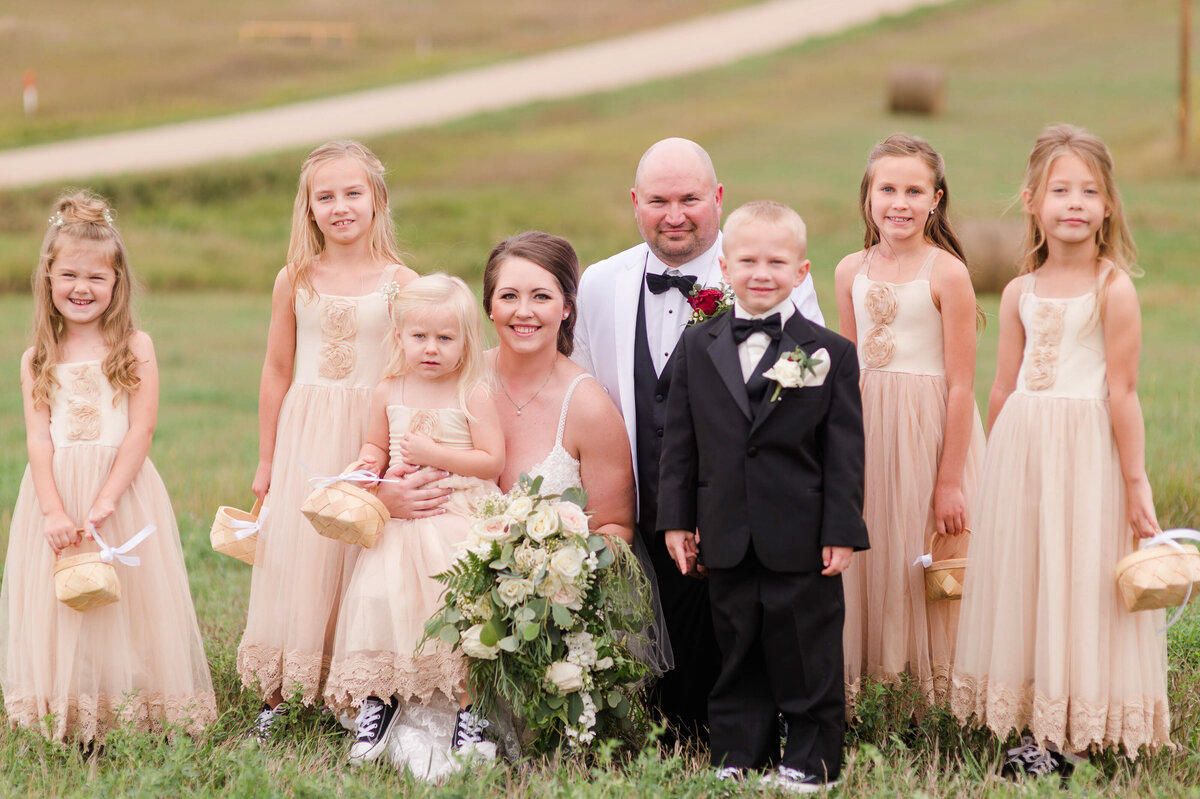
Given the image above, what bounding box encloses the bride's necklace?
[499,355,557,416]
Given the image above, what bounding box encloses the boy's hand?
[665,529,700,576]
[821,545,853,576]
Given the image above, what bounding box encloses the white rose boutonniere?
[762,346,830,402]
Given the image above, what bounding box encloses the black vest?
[632,285,676,541]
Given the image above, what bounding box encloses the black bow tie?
[731,314,782,344]
[646,272,696,296]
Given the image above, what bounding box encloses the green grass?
[0,0,750,149]
[1,0,1199,795]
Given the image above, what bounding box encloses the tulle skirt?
[236,382,370,705]
[0,449,216,742]
[324,475,498,712]
[842,369,983,709]
[950,393,1170,756]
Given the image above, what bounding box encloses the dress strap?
[916,247,939,281]
[374,263,405,291]
[857,246,875,277]
[554,374,592,447]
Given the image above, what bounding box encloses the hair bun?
[53,190,115,228]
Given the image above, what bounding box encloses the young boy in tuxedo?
[657,200,869,792]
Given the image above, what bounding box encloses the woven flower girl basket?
[210,496,263,565]
[921,529,970,601]
[1114,529,1200,612]
[300,461,387,548]
[54,534,121,612]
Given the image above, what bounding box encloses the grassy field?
[1,0,1199,795]
[0,0,748,149]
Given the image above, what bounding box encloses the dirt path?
[0,0,949,189]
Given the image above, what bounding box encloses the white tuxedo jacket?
[572,234,824,501]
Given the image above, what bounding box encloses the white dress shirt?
[733,298,795,382]
[642,243,722,376]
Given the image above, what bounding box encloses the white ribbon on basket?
[88,523,156,567]
[304,467,401,490]
[913,553,933,568]
[229,505,269,541]
[1138,528,1200,631]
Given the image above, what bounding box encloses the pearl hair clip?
[103,208,114,226]
[48,211,64,227]
[379,280,402,304]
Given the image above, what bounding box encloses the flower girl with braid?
[324,274,503,775]
[237,140,417,740]
[952,125,1169,776]
[0,191,215,744]
[834,134,985,710]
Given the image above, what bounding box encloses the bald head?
[634,138,718,190]
[631,138,724,267]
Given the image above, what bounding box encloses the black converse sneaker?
[348,696,400,765]
[243,702,289,746]
[1002,736,1073,780]
[451,706,491,756]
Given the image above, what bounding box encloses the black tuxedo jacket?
[656,308,869,572]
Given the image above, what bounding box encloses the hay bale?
[959,219,1022,295]
[888,65,946,115]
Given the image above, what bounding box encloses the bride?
[376,232,670,774]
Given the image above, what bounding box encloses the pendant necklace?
[500,355,557,416]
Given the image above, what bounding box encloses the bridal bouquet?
[424,476,651,753]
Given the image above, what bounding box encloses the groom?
[573,138,822,741]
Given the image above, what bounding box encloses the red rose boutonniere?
[686,283,734,325]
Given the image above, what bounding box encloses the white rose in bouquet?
[505,496,534,522]
[474,513,516,543]
[461,623,501,660]
[536,570,564,598]
[552,582,584,611]
[545,661,585,693]
[549,545,588,582]
[526,504,561,543]
[552,501,590,535]
[497,575,535,607]
[513,542,547,575]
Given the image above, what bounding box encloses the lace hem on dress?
[236,644,329,706]
[324,649,466,712]
[5,691,217,743]
[950,673,1171,758]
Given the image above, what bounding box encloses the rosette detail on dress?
[318,299,358,380]
[1024,301,1065,391]
[408,409,441,440]
[66,363,102,441]
[861,281,899,368]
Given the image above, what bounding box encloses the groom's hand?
[665,529,700,576]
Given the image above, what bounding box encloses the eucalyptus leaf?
[439,625,460,645]
[561,486,588,507]
[498,635,519,652]
[596,547,615,569]
[481,617,504,646]
[551,602,574,629]
[568,693,584,722]
[587,534,606,552]
[520,622,541,641]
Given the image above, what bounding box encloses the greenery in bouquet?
[423,475,653,753]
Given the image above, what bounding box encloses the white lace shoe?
[243,702,289,746]
[349,696,400,765]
